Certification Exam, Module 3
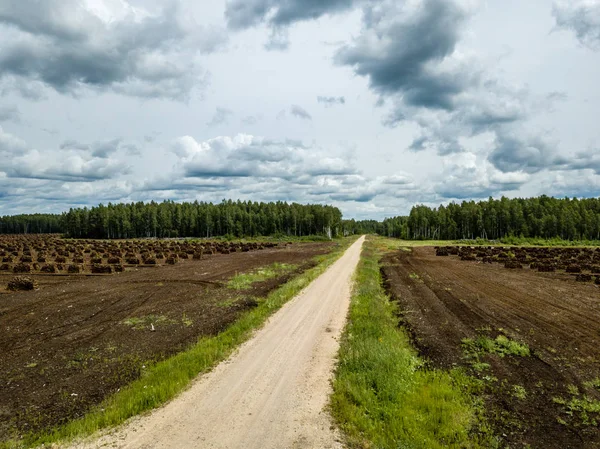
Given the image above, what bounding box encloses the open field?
[0,235,336,444]
[381,244,600,448]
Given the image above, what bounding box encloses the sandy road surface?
[71,236,365,449]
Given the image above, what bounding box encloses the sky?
[0,0,599,220]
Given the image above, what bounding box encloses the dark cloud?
[290,105,312,120]
[408,136,427,152]
[553,1,600,50]
[317,96,346,107]
[225,0,357,30]
[207,107,234,126]
[488,132,561,174]
[0,1,227,100]
[91,139,122,158]
[336,0,470,111]
[0,104,19,122]
[333,0,535,159]
[559,150,600,175]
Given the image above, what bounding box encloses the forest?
[1,200,343,239]
[1,196,599,241]
[404,195,600,240]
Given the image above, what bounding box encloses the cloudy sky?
[1,0,599,219]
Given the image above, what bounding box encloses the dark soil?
[0,241,334,442]
[381,247,600,449]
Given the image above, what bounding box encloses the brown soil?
[0,241,334,442]
[381,247,600,449]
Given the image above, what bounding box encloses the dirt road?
[72,236,365,449]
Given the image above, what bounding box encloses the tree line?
[0,214,63,234]
[1,200,343,239]
[404,196,600,241]
[3,196,599,242]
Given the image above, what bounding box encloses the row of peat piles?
[0,234,279,276]
[435,245,600,284]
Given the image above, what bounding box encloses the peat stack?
[7,276,37,291]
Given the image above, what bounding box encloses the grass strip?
[5,237,357,449]
[331,236,497,449]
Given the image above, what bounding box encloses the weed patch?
[463,335,530,359]
[227,263,296,290]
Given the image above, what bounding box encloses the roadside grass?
[227,262,296,290]
[331,236,496,449]
[2,237,358,449]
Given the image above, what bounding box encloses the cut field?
[0,237,335,444]
[381,246,600,448]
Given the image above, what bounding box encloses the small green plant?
[512,385,527,400]
[471,361,491,372]
[181,313,193,327]
[584,378,600,391]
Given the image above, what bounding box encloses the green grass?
[3,237,358,449]
[227,262,296,290]
[331,236,496,449]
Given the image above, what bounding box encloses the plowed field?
[0,241,334,442]
[381,246,600,449]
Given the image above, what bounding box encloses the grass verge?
[3,237,358,449]
[331,236,496,449]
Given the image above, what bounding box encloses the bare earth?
[69,236,365,449]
